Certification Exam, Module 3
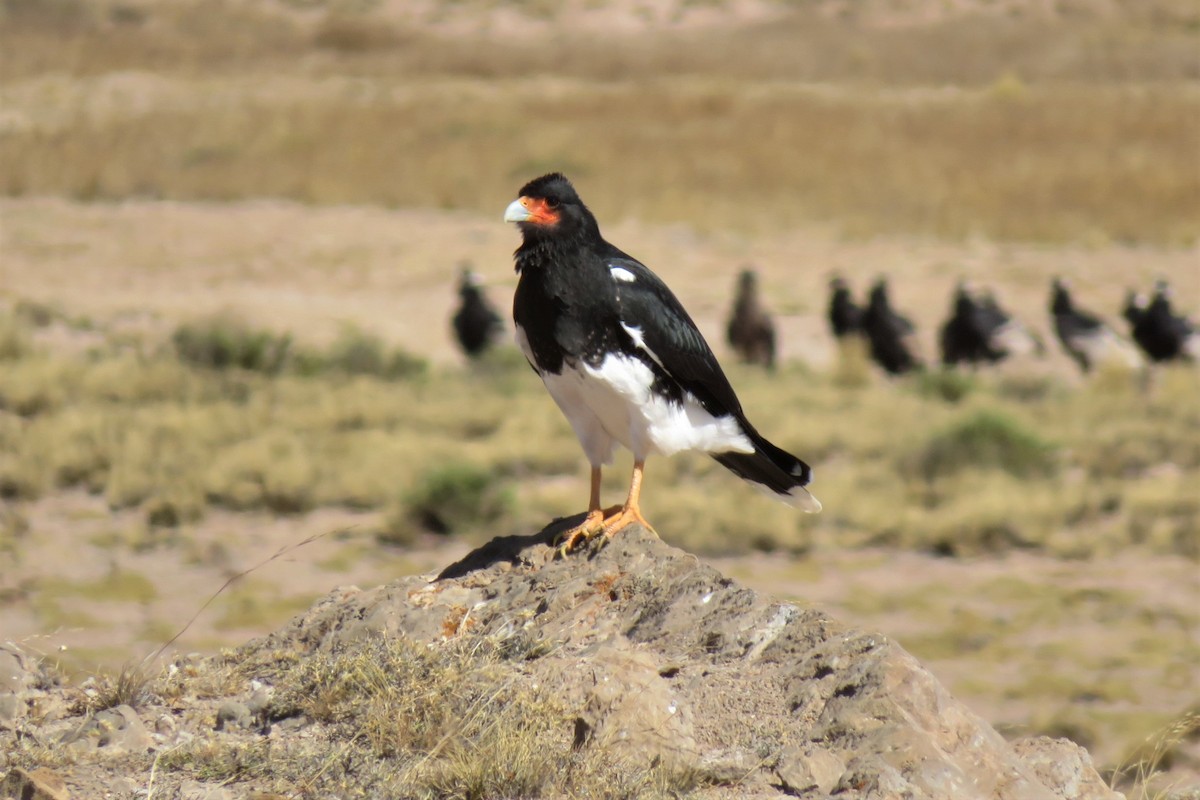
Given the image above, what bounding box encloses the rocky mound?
[2,522,1122,799]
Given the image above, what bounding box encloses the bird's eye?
[545,197,560,209]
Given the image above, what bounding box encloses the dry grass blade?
[1109,709,1200,799]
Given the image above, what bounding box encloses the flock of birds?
[453,264,1197,377]
[732,271,1198,375]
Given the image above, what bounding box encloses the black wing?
[602,250,745,420]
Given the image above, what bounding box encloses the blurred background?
[1,0,1198,795]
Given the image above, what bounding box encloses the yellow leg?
[599,459,654,539]
[555,467,622,554]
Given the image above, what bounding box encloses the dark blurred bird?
[1127,280,1199,363]
[451,265,504,358]
[725,268,777,370]
[940,282,1042,367]
[1122,288,1148,330]
[1050,277,1140,372]
[505,173,819,553]
[827,276,864,340]
[861,277,922,375]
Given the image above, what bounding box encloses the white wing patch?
[610,266,636,283]
[581,353,754,459]
[619,322,665,369]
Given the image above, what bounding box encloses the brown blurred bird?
[725,268,777,370]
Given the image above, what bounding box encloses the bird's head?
[504,173,597,241]
[1050,277,1072,312]
[868,277,890,308]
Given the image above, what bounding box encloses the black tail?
[712,430,820,512]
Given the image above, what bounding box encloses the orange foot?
[600,505,654,540]
[555,505,624,556]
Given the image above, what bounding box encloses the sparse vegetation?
[912,409,1058,482]
[0,2,1197,244]
[172,314,292,375]
[2,0,1198,794]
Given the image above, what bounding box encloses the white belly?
[550,352,753,462]
[515,324,753,464]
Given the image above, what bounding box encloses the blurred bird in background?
[1050,277,1141,373]
[451,264,504,359]
[940,281,1042,368]
[725,267,777,370]
[861,277,922,375]
[1125,279,1199,364]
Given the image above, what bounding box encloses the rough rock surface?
[254,522,1121,800]
[1,522,1125,799]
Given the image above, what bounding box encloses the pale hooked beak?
[504,198,532,223]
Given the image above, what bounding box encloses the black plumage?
[940,282,1042,367]
[725,268,777,370]
[1050,277,1139,372]
[505,173,818,552]
[827,276,863,340]
[451,266,504,358]
[1122,289,1147,330]
[1128,280,1198,363]
[861,277,922,375]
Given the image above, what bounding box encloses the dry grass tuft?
[76,661,156,712]
[238,635,704,797]
[1109,709,1200,799]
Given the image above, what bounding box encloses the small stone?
[215,701,253,731]
[246,686,273,716]
[95,705,154,753]
[180,780,232,800]
[0,693,21,726]
[0,656,26,694]
[108,776,138,796]
[1013,736,1125,800]
[776,744,846,794]
[0,766,71,800]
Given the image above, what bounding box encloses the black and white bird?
[505,173,819,552]
[1050,278,1141,373]
[827,275,863,340]
[451,265,504,358]
[725,268,777,370]
[861,277,922,375]
[1127,280,1199,363]
[940,281,1042,367]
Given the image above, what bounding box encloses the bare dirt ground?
[2,197,1198,791]
[3,197,1196,370]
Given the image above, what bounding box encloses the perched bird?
[861,277,922,375]
[1050,278,1140,372]
[451,266,504,358]
[827,276,863,340]
[1127,280,1199,363]
[505,173,819,553]
[940,282,1041,367]
[725,268,777,370]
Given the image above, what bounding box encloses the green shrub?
[325,325,427,380]
[172,315,292,374]
[912,409,1057,482]
[0,313,33,361]
[915,369,977,403]
[389,462,512,539]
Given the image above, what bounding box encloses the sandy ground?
[2,197,1197,371]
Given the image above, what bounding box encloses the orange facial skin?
[516,196,560,226]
